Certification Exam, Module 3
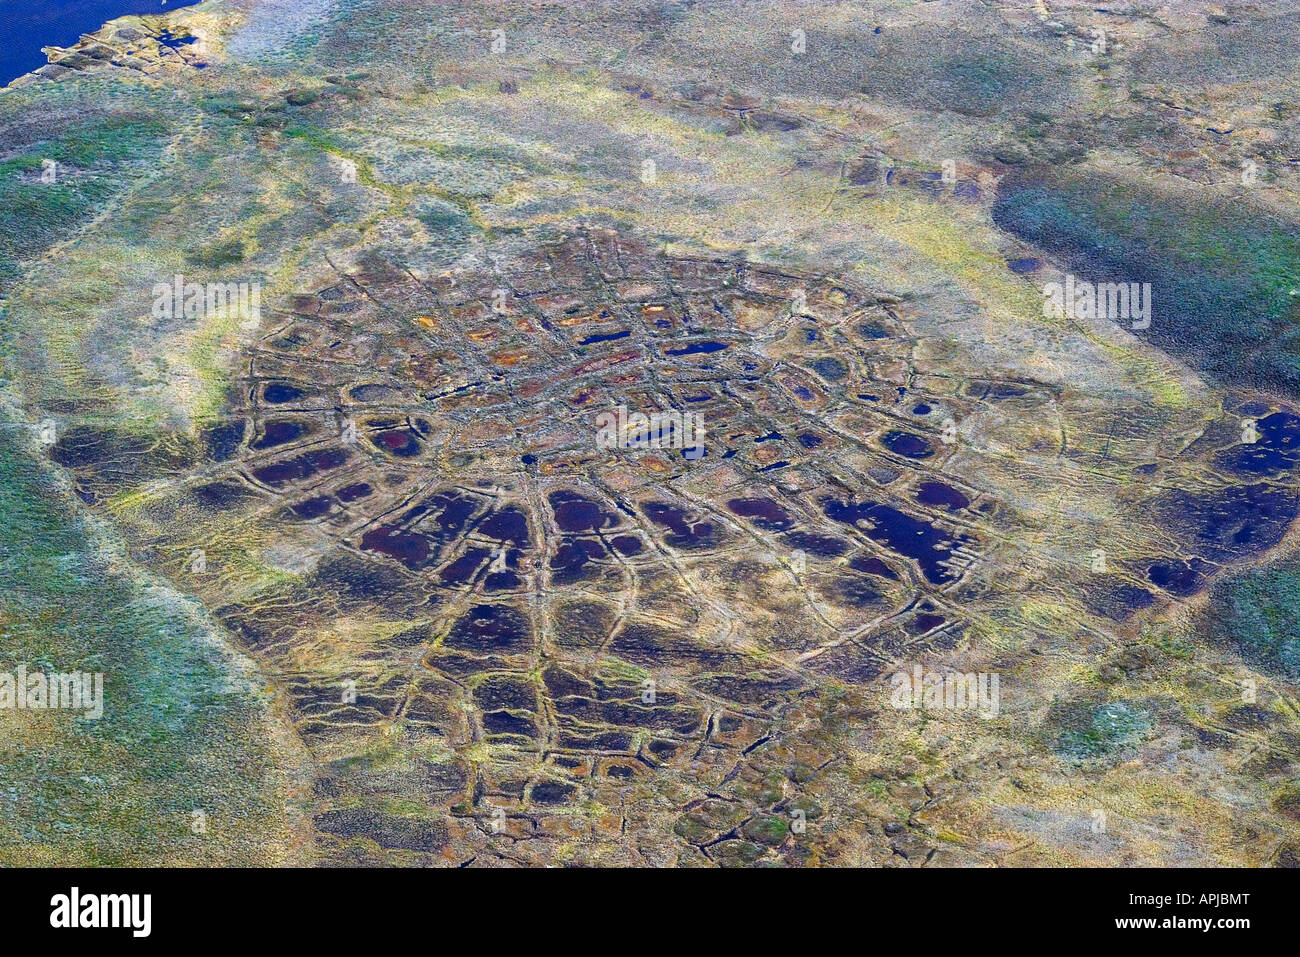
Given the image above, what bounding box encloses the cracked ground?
[2,0,1300,866]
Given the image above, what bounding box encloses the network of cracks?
[48,229,1300,862]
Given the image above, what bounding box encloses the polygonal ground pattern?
[48,229,1300,865]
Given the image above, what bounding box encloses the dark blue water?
[0,0,202,85]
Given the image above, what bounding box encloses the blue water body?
[0,0,202,85]
[577,329,630,346]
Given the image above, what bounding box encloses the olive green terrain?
[1,0,1299,866]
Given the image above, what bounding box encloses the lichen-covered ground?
[2,0,1299,866]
